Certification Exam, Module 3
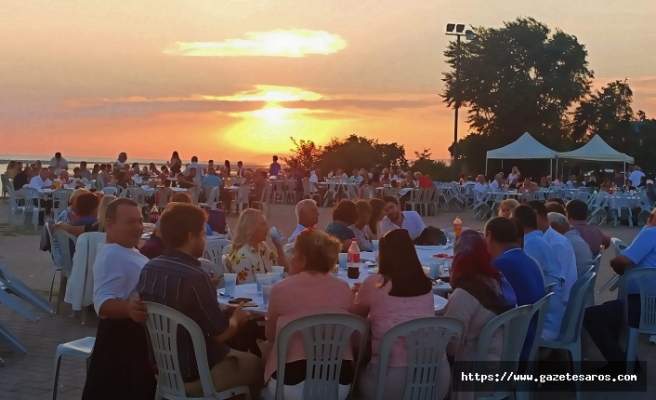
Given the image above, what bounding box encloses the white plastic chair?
[53,229,77,314]
[155,187,174,210]
[51,337,95,400]
[51,189,73,219]
[538,271,596,400]
[101,187,117,196]
[0,258,53,315]
[262,313,369,400]
[253,185,271,216]
[221,245,233,272]
[187,186,203,205]
[203,239,230,285]
[597,238,627,294]
[587,192,609,226]
[622,268,656,374]
[471,305,533,400]
[143,302,251,400]
[16,187,47,229]
[199,186,221,210]
[231,186,251,214]
[373,317,464,400]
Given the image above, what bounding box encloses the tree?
[410,149,451,181]
[442,17,594,171]
[282,138,321,171]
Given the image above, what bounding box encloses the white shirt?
[490,180,500,190]
[508,173,519,185]
[543,227,577,304]
[29,175,52,190]
[380,211,426,240]
[49,157,68,173]
[629,170,645,187]
[92,243,148,316]
[473,182,488,193]
[288,224,306,245]
[185,162,205,177]
[309,172,319,193]
[113,160,126,170]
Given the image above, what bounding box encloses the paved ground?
[0,200,654,399]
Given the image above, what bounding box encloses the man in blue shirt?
[201,166,223,187]
[485,217,546,360]
[269,155,281,177]
[584,207,656,374]
[512,205,565,341]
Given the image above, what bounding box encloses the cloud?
[163,29,347,58]
[204,85,323,102]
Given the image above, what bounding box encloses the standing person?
[507,166,520,187]
[137,203,263,398]
[82,198,156,400]
[113,152,128,170]
[269,155,281,177]
[224,160,231,176]
[236,161,245,178]
[168,151,182,174]
[49,152,69,174]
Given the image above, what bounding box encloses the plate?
[226,302,259,308]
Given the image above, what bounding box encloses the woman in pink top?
[264,228,354,400]
[352,229,450,400]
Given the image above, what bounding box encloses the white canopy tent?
[555,135,634,177]
[485,132,557,175]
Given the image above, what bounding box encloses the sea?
[0,154,267,171]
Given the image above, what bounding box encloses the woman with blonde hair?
[226,208,288,284]
[498,199,520,218]
[265,228,354,400]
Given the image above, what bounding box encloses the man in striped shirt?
[137,203,263,397]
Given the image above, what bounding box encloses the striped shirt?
[137,250,230,382]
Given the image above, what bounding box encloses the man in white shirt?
[528,201,577,303]
[185,156,205,180]
[113,152,128,170]
[629,166,645,187]
[83,198,156,399]
[29,167,55,190]
[380,196,426,240]
[507,166,520,186]
[49,152,68,174]
[473,174,489,193]
[288,199,320,245]
[489,174,504,190]
[309,170,319,194]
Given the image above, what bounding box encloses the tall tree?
[571,80,635,150]
[442,17,594,169]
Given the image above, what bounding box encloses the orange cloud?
[163,29,347,58]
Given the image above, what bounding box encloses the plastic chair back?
[272,314,368,400]
[221,244,233,271]
[473,305,532,398]
[203,239,230,280]
[53,229,77,277]
[622,269,656,334]
[557,271,595,343]
[374,317,465,400]
[526,293,553,363]
[143,302,217,399]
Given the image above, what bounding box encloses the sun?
[249,105,299,124]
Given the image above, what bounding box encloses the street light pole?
[445,23,473,181]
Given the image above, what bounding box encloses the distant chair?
[155,187,173,211]
[253,185,271,216]
[51,189,73,219]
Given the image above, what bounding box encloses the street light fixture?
[445,23,474,179]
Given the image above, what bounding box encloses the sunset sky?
[2,0,655,164]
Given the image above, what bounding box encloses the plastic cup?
[262,285,273,307]
[272,266,285,280]
[268,226,284,243]
[256,274,272,293]
[224,273,237,297]
[371,240,379,252]
[267,272,279,284]
[338,253,348,269]
[429,261,442,280]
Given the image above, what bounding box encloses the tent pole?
[485,158,488,176]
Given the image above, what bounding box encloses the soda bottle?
[453,217,463,237]
[150,205,159,223]
[347,239,360,267]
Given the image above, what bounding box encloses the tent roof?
[486,132,557,160]
[557,135,634,163]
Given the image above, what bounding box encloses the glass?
[256,274,272,293]
[262,285,273,306]
[371,240,379,252]
[54,179,62,189]
[429,261,442,279]
[224,273,237,297]
[267,272,279,284]
[347,266,360,279]
[338,253,348,269]
[272,266,285,280]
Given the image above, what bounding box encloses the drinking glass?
[338,253,348,269]
[371,240,379,252]
[256,274,272,293]
[224,273,237,297]
[262,285,273,307]
[267,272,279,284]
[272,266,285,280]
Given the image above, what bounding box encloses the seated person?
[325,200,357,252]
[379,196,426,241]
[265,229,354,400]
[437,230,516,397]
[349,200,373,251]
[137,203,263,398]
[584,208,656,374]
[225,208,288,284]
[177,173,197,189]
[353,229,450,400]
